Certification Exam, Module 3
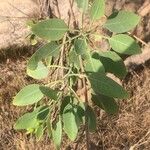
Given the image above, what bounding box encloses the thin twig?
[128,32,149,47]
[54,0,61,18]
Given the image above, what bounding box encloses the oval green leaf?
[35,125,44,141]
[52,117,62,150]
[63,104,78,141]
[88,73,129,99]
[28,42,60,70]
[92,94,119,114]
[90,0,105,20]
[104,11,140,33]
[74,38,88,55]
[27,61,49,79]
[85,53,105,74]
[109,34,141,55]
[31,18,68,41]
[92,51,127,78]
[13,84,44,106]
[39,86,58,100]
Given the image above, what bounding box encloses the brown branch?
[79,56,90,150]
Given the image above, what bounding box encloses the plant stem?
[79,56,90,150]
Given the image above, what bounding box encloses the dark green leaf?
[28,42,60,70]
[37,106,50,121]
[86,105,96,132]
[92,51,127,78]
[39,86,58,100]
[90,0,105,20]
[27,61,49,79]
[52,117,62,150]
[60,96,71,115]
[92,94,119,114]
[31,19,68,41]
[88,73,129,99]
[104,11,140,33]
[13,84,44,106]
[109,34,141,55]
[76,0,89,12]
[63,104,78,141]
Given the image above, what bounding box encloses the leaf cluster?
[13,0,141,149]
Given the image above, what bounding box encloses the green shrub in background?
[13,0,141,149]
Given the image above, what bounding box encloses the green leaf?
[13,84,44,106]
[35,125,44,141]
[52,117,62,150]
[69,48,80,69]
[92,51,127,78]
[109,34,141,55]
[74,38,87,55]
[14,106,42,130]
[90,0,105,20]
[76,0,89,12]
[14,112,39,130]
[92,94,119,114]
[88,73,129,99]
[86,105,96,132]
[85,53,105,74]
[28,42,60,70]
[60,96,71,115]
[31,18,68,41]
[39,86,58,100]
[63,104,78,141]
[27,61,49,79]
[104,11,140,33]
[37,106,50,121]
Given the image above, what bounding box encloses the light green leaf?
[52,117,62,150]
[31,19,68,41]
[14,106,42,130]
[92,51,127,78]
[27,61,49,79]
[92,94,119,114]
[14,112,39,130]
[28,42,60,70]
[76,0,89,12]
[85,53,105,74]
[104,11,140,33]
[63,104,78,141]
[13,84,44,106]
[88,73,129,99]
[90,0,105,20]
[109,34,141,55]
[39,86,58,100]
[86,105,96,132]
[35,125,44,141]
[74,38,87,55]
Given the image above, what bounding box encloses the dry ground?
[0,0,150,150]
